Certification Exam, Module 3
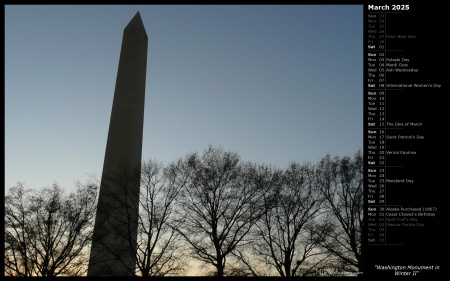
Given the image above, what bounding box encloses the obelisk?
[88,12,147,276]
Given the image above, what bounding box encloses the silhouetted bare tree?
[5,182,97,276]
[229,163,283,277]
[169,146,273,276]
[135,159,187,276]
[315,150,363,272]
[250,162,328,276]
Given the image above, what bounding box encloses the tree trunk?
[216,256,225,277]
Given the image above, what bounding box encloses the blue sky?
[5,5,363,191]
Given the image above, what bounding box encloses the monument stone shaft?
[88,12,147,276]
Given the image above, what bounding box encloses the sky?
[5,5,363,192]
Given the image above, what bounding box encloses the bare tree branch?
[5,182,97,276]
[315,150,363,272]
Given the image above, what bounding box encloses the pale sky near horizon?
[5,5,363,194]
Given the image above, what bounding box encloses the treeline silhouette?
[5,146,363,277]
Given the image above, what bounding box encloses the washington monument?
[88,12,147,276]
